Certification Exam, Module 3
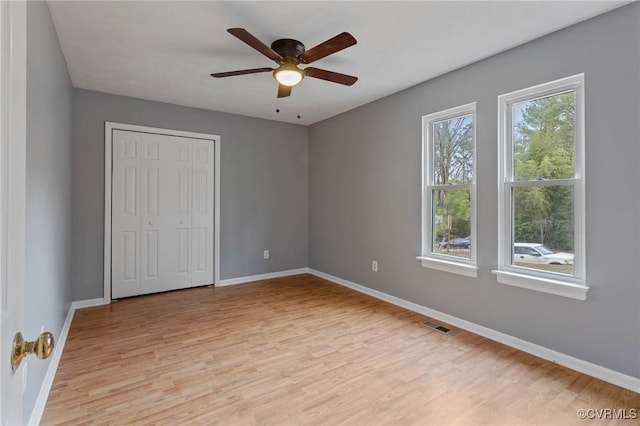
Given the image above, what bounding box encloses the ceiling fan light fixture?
[274,62,304,87]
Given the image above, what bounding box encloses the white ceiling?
[47,1,629,125]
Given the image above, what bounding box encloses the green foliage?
[434,189,470,242]
[512,92,575,251]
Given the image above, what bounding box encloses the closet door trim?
[104,122,220,302]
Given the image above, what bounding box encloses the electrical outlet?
[263,250,269,259]
[372,260,378,272]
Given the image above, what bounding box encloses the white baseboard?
[217,268,310,287]
[71,298,107,309]
[308,268,640,393]
[28,297,108,425]
[28,304,74,426]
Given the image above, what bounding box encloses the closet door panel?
[112,130,215,297]
[111,130,141,298]
[168,137,193,289]
[140,134,170,294]
[191,140,214,286]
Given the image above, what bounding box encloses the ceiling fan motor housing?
[271,39,306,60]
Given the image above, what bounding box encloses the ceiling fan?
[211,28,358,98]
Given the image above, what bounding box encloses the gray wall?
[309,3,640,378]
[72,90,308,300]
[25,1,74,420]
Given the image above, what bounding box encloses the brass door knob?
[11,331,55,371]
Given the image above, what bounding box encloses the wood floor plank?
[42,274,639,425]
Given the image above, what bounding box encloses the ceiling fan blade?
[298,32,357,64]
[211,67,273,78]
[304,67,358,86]
[277,84,292,98]
[227,28,282,62]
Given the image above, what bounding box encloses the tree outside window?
[497,74,585,290]
[422,104,476,264]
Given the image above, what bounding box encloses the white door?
[164,135,194,291]
[141,133,192,293]
[0,1,27,424]
[111,131,214,298]
[191,140,215,286]
[111,130,141,298]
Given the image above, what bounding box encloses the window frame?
[418,102,478,278]
[494,74,588,300]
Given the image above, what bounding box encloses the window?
[494,74,588,300]
[418,103,477,278]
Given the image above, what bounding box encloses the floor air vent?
[421,321,452,334]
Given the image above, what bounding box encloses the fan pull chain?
[275,97,301,120]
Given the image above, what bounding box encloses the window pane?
[512,91,575,181]
[512,185,574,276]
[433,114,473,184]
[432,189,471,259]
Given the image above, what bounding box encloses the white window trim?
[417,256,479,278]
[494,74,588,300]
[492,270,588,301]
[419,102,477,278]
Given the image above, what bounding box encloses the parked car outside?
[441,236,470,249]
[513,242,574,265]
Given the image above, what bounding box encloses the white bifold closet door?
[111,130,214,299]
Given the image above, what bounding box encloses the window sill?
[491,270,589,301]
[417,256,478,278]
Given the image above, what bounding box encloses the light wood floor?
[42,274,639,425]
